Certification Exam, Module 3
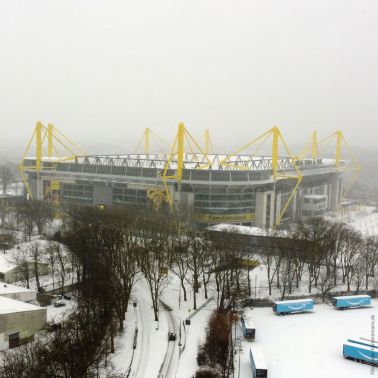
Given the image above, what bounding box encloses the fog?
[0,0,377,157]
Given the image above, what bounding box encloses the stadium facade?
[20,123,355,228]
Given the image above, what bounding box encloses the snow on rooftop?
[250,346,267,370]
[0,283,36,295]
[243,317,256,329]
[333,295,370,300]
[0,296,45,314]
[273,298,314,304]
[0,254,16,273]
[207,223,288,237]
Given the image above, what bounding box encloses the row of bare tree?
[260,218,378,300]
[0,198,53,241]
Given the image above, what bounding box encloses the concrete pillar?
[275,192,281,226]
[255,191,276,228]
[255,192,266,228]
[329,173,342,210]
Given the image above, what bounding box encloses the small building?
[301,194,328,218]
[0,296,46,350]
[0,283,37,304]
[0,254,49,284]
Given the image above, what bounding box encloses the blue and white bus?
[343,341,378,365]
[250,347,268,378]
[241,316,256,340]
[332,295,371,310]
[273,299,314,315]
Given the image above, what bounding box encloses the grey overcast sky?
[0,0,377,153]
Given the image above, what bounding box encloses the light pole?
[179,281,181,309]
[178,316,182,347]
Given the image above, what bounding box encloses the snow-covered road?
[158,300,178,378]
[133,285,152,378]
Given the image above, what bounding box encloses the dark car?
[54,301,66,308]
[168,332,176,341]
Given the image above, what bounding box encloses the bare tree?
[318,268,337,302]
[30,242,43,292]
[278,257,296,301]
[10,248,31,288]
[260,245,280,296]
[138,214,171,321]
[185,231,208,310]
[171,239,190,303]
[353,257,366,294]
[55,243,67,295]
[46,241,57,291]
[296,219,329,293]
[341,229,362,292]
[363,236,378,290]
[0,163,14,194]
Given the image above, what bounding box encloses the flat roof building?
[0,296,46,350]
[0,282,37,304]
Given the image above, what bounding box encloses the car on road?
[168,332,176,341]
[54,301,66,308]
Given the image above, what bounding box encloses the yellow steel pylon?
[134,128,170,154]
[19,122,86,199]
[219,126,302,226]
[161,122,212,208]
[318,130,360,201]
[203,129,214,155]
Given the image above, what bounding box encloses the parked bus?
[273,299,314,315]
[241,316,256,340]
[332,295,371,310]
[343,341,378,365]
[250,347,268,378]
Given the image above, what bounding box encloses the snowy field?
[327,206,378,237]
[240,300,378,378]
[351,212,378,237]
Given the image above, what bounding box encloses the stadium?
[19,122,359,228]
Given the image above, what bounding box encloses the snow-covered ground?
[110,299,138,376]
[111,281,172,377]
[47,297,76,322]
[350,212,378,237]
[176,302,216,378]
[327,205,378,237]
[111,276,215,378]
[240,301,378,378]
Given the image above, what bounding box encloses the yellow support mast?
[203,129,214,155]
[219,126,302,226]
[318,130,360,202]
[19,122,86,199]
[35,121,43,171]
[311,131,318,160]
[161,122,212,208]
[144,127,150,154]
[335,130,342,170]
[134,128,170,154]
[177,123,185,181]
[294,130,318,161]
[47,123,53,158]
